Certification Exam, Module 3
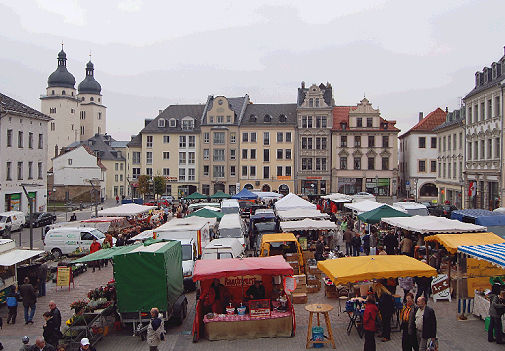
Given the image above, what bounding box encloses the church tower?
[40,46,80,168]
[77,59,106,140]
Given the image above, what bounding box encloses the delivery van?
[0,211,26,238]
[221,199,240,215]
[218,213,246,247]
[202,238,244,260]
[44,227,111,258]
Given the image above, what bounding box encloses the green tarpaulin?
[185,192,208,200]
[210,191,231,199]
[187,208,224,219]
[72,244,141,263]
[357,204,411,224]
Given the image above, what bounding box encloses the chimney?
[445,107,448,113]
[159,109,163,115]
[301,81,305,89]
[503,45,505,55]
[419,112,423,122]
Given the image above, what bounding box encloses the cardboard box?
[302,250,315,260]
[286,252,299,260]
[308,266,321,274]
[294,285,307,293]
[292,293,308,304]
[293,274,306,285]
[306,285,321,293]
[325,291,338,298]
[307,279,321,287]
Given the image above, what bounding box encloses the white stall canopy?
[381,215,486,234]
[276,209,330,221]
[0,249,44,266]
[274,193,316,211]
[321,193,353,203]
[344,200,384,214]
[280,219,338,232]
[98,203,156,217]
[252,191,284,200]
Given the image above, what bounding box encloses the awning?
[344,200,383,214]
[73,244,142,263]
[0,249,44,266]
[81,217,124,223]
[451,209,505,226]
[318,255,437,285]
[276,209,329,221]
[185,192,208,200]
[321,193,353,203]
[280,219,338,231]
[187,208,224,219]
[381,215,486,234]
[98,204,156,217]
[210,191,231,199]
[232,188,258,200]
[458,243,505,268]
[424,232,505,254]
[193,255,293,281]
[357,205,410,224]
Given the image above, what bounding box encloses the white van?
[0,211,26,237]
[44,227,110,258]
[218,213,246,247]
[202,238,244,260]
[221,199,240,215]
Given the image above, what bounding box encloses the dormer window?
[182,118,194,130]
[264,114,271,123]
[51,90,55,95]
[169,119,176,127]
[279,114,287,122]
[382,123,388,130]
[249,114,257,122]
[62,90,66,95]
[476,72,481,86]
[158,118,166,128]
[315,98,320,107]
[341,122,347,130]
[309,98,313,107]
[90,97,94,101]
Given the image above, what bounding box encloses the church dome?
[47,49,76,88]
[78,61,101,95]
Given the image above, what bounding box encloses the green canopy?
[187,208,224,219]
[210,191,231,199]
[357,204,411,224]
[185,191,208,200]
[72,244,142,263]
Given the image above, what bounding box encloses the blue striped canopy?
[458,242,505,268]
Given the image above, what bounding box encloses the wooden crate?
[292,293,308,304]
[306,285,321,294]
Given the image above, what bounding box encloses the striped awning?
[458,242,505,268]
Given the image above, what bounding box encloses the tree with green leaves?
[153,176,167,199]
[137,175,150,199]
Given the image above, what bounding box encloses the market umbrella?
[187,208,224,220]
[73,244,142,263]
[318,255,437,285]
[424,232,505,254]
[210,191,231,199]
[357,204,411,224]
[185,192,208,200]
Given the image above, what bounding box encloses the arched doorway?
[278,184,289,195]
[262,184,271,192]
[419,183,438,197]
[244,184,253,190]
[214,183,225,193]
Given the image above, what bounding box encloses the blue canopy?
[458,242,505,268]
[232,188,258,200]
[451,209,505,226]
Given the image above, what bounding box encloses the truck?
[201,238,244,260]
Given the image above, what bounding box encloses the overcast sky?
[0,0,504,141]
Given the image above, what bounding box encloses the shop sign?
[165,177,178,182]
[56,266,73,290]
[467,258,505,277]
[222,275,261,288]
[431,274,450,302]
[249,299,271,318]
[307,177,321,180]
[277,176,291,180]
[283,276,297,292]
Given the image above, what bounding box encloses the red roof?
[192,255,294,281]
[331,106,399,131]
[400,108,446,138]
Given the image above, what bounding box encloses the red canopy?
[192,255,293,282]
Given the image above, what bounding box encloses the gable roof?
[141,104,204,133]
[63,134,125,161]
[54,144,106,170]
[241,103,297,126]
[0,92,52,121]
[127,134,141,147]
[201,95,249,125]
[400,108,446,138]
[331,106,399,132]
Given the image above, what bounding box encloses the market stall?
[252,192,284,201]
[274,193,315,211]
[97,203,156,217]
[80,217,131,235]
[343,200,384,215]
[210,191,231,200]
[276,209,329,221]
[232,188,259,200]
[381,215,486,234]
[186,192,208,200]
[451,209,505,238]
[192,255,295,341]
[357,205,410,224]
[280,219,337,232]
[187,208,224,220]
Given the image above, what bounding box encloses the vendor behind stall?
[202,278,231,314]
[246,279,266,300]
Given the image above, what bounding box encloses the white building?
[0,92,51,213]
[399,108,446,201]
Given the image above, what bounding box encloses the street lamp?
[21,183,41,249]
[412,177,419,202]
[85,178,101,218]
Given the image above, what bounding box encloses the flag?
[469,181,476,198]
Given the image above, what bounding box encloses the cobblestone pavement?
[0,264,500,351]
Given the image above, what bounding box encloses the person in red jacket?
[90,238,101,273]
[363,294,379,351]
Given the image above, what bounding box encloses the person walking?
[401,293,419,351]
[89,238,101,273]
[400,234,413,256]
[343,228,353,256]
[48,301,62,331]
[18,277,36,324]
[398,277,414,303]
[415,273,432,301]
[147,307,165,351]
[42,312,60,348]
[488,286,505,344]
[351,232,362,257]
[363,294,379,351]
[383,232,398,255]
[410,296,437,351]
[37,263,48,297]
[315,235,325,261]
[6,288,19,324]
[376,283,394,342]
[362,231,371,256]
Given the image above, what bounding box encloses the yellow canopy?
[261,233,297,244]
[317,255,437,285]
[424,232,505,254]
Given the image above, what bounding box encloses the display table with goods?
[192,255,296,342]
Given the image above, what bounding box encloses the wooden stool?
[305,303,336,349]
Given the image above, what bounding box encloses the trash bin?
[312,326,324,348]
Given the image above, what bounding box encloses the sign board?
[431,274,450,302]
[249,299,271,318]
[405,181,410,186]
[221,275,261,288]
[467,258,505,278]
[467,277,491,298]
[56,266,73,290]
[283,276,297,293]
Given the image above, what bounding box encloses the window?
[453,162,457,179]
[250,132,257,143]
[430,160,437,173]
[18,131,23,148]
[179,169,186,181]
[263,149,270,162]
[38,134,43,149]
[459,133,462,149]
[230,133,236,143]
[382,157,389,170]
[213,132,225,144]
[357,118,363,127]
[28,133,33,148]
[250,166,256,177]
[448,162,451,178]
[203,165,209,176]
[242,149,248,159]
[366,118,373,127]
[277,166,283,177]
[495,96,500,117]
[438,163,441,178]
[309,98,313,107]
[474,141,478,159]
[213,165,224,178]
[277,149,283,159]
[418,137,426,148]
[229,166,235,177]
[468,142,472,160]
[242,166,248,177]
[481,102,485,121]
[38,162,42,179]
[6,162,11,180]
[217,115,224,123]
[146,168,152,176]
[213,149,225,161]
[367,157,375,170]
[488,99,492,119]
[230,149,236,160]
[354,157,361,170]
[179,152,187,164]
[250,149,256,159]
[204,132,210,143]
[146,152,152,164]
[429,137,436,149]
[188,136,196,148]
[302,158,313,170]
[188,152,195,164]
[50,123,55,131]
[315,98,319,107]
[263,166,270,179]
[202,185,210,195]
[115,174,118,182]
[315,137,327,150]
[316,116,327,128]
[158,118,166,127]
[182,119,194,130]
[488,139,492,159]
[285,149,291,160]
[163,135,170,143]
[263,132,270,145]
[496,138,500,158]
[115,163,119,171]
[286,166,292,176]
[315,158,326,172]
[120,163,123,170]
[179,136,186,148]
[146,135,153,148]
[132,168,140,179]
[163,168,170,176]
[447,135,451,150]
[7,130,12,147]
[98,112,101,120]
[368,136,375,147]
[341,136,347,147]
[354,136,361,147]
[302,137,313,150]
[286,132,292,142]
[132,152,140,164]
[480,140,485,159]
[188,168,195,181]
[277,132,283,142]
[418,160,426,172]
[163,151,170,160]
[203,149,209,160]
[226,116,231,123]
[68,159,73,165]
[340,157,347,170]
[50,108,57,114]
[17,161,23,180]
[302,116,313,128]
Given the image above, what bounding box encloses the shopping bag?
[427,338,438,351]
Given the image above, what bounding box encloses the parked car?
[25,212,56,227]
[0,211,25,238]
[161,195,174,204]
[430,204,458,218]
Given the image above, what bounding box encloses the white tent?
[252,191,284,200]
[130,229,154,241]
[97,203,157,217]
[321,193,353,203]
[381,215,486,234]
[344,200,385,214]
[280,219,338,232]
[274,193,316,211]
[276,209,330,221]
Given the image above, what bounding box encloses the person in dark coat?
[315,236,325,261]
[362,231,371,256]
[343,229,353,256]
[351,232,362,257]
[363,294,379,351]
[488,287,505,344]
[409,296,437,351]
[6,288,19,324]
[37,263,48,297]
[18,277,36,324]
[42,312,60,348]
[32,337,55,351]
[376,283,394,342]
[400,293,419,351]
[414,274,432,301]
[246,280,266,300]
[383,232,398,255]
[48,301,61,331]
